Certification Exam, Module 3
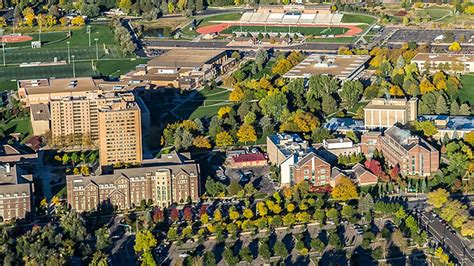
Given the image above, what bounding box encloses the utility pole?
[72,55,76,78]
[94,38,99,61]
[87,25,91,46]
[67,41,70,64]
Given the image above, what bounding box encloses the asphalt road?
[418,210,474,265]
[145,39,343,52]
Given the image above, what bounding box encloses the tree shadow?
[282,233,295,255]
[387,245,406,266]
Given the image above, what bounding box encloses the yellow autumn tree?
[46,15,57,28]
[0,17,6,28]
[215,131,233,147]
[217,106,232,119]
[237,124,257,144]
[180,120,198,131]
[419,78,435,94]
[229,85,245,102]
[71,16,85,26]
[193,135,211,149]
[22,7,35,27]
[389,85,404,96]
[59,16,68,26]
[448,41,461,52]
[332,176,358,201]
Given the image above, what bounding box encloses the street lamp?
[67,41,71,64]
[94,38,99,61]
[87,25,91,46]
[71,55,76,78]
[2,43,5,67]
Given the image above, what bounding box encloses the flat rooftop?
[147,49,227,69]
[283,54,370,80]
[412,53,474,63]
[18,77,103,95]
[364,98,413,110]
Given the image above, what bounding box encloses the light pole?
[94,38,99,61]
[2,43,5,67]
[87,25,91,46]
[72,55,76,78]
[67,41,70,64]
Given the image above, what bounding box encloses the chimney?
[5,163,10,174]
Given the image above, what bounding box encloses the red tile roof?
[232,153,266,163]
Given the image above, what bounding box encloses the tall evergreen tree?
[435,96,449,114]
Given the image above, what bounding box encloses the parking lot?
[388,29,474,44]
[224,165,276,194]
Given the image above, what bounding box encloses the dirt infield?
[0,35,33,43]
[197,23,363,37]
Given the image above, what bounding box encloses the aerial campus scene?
[0,0,473,266]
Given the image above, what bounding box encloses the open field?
[460,74,474,105]
[0,24,143,82]
[174,87,232,119]
[341,13,376,24]
[416,6,452,20]
[221,25,348,35]
[0,59,145,81]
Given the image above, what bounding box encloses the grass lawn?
[96,58,148,78]
[459,74,474,105]
[221,25,348,36]
[184,102,234,120]
[0,80,17,92]
[173,87,232,119]
[0,117,32,140]
[416,7,451,20]
[341,13,376,24]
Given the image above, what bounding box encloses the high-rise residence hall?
[363,98,417,129]
[361,126,439,176]
[98,95,142,166]
[17,77,134,107]
[66,152,200,212]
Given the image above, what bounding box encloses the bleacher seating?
[238,11,345,25]
[298,14,316,24]
[266,13,284,23]
[282,14,300,24]
[240,12,254,23]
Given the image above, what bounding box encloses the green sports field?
[0,59,147,81]
[221,25,348,35]
[0,24,143,82]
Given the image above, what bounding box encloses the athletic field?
[221,25,348,36]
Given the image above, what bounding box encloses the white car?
[179,253,189,258]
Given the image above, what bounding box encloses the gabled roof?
[295,152,330,168]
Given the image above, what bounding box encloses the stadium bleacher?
[240,12,254,23]
[266,13,284,23]
[298,14,316,24]
[239,11,344,25]
[330,14,343,23]
[282,14,300,24]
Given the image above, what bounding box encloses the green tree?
[435,95,449,114]
[259,241,272,262]
[223,248,239,266]
[339,80,363,109]
[240,246,252,263]
[274,241,289,259]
